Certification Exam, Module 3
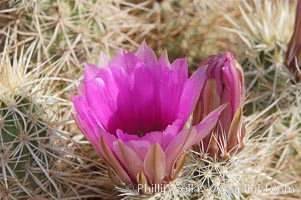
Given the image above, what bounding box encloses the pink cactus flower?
[72,42,224,190]
[192,52,245,160]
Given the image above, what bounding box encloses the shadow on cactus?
[0,95,59,199]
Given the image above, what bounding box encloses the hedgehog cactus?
[0,96,57,199]
[0,44,61,199]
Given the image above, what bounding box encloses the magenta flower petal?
[143,144,166,184]
[194,105,226,142]
[99,136,132,184]
[170,58,188,87]
[72,95,99,145]
[85,78,116,131]
[165,105,224,175]
[109,50,141,75]
[164,129,195,175]
[178,66,207,124]
[77,83,86,96]
[158,50,170,66]
[73,42,221,188]
[130,66,157,133]
[113,140,143,181]
[135,41,157,64]
[84,63,102,82]
[125,140,152,160]
[161,59,189,122]
[98,51,110,67]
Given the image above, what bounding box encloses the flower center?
[137,130,146,137]
[106,106,175,136]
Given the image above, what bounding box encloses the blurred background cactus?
[1,0,155,86]
[222,0,296,114]
[145,0,243,69]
